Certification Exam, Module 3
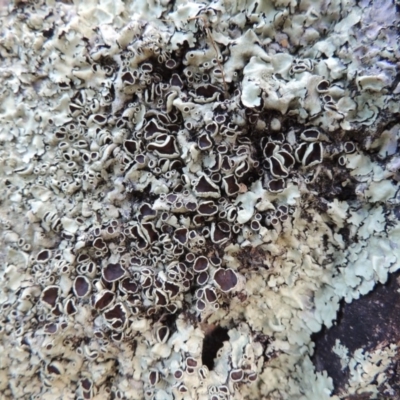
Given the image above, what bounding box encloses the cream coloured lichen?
[1,0,400,399]
[332,340,397,397]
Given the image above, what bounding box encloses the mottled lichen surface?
[1,0,400,399]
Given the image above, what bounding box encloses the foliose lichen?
[1,0,400,399]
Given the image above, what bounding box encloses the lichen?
[1,0,400,399]
[332,340,397,397]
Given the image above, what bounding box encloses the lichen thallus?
[163,11,229,98]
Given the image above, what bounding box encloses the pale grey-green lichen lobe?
[0,0,400,399]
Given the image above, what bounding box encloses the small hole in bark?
[201,326,229,370]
